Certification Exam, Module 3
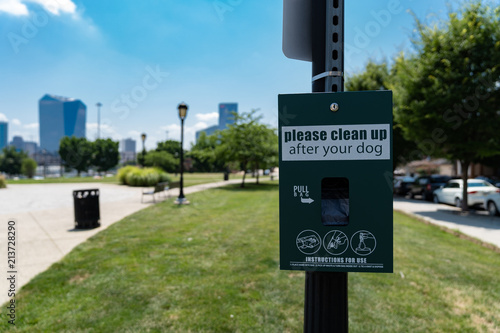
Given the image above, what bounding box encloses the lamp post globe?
[141,133,146,150]
[178,102,188,120]
[175,102,189,204]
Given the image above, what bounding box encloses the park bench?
[141,181,181,203]
[141,181,169,203]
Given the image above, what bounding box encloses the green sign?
[278,91,393,273]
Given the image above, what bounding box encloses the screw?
[330,103,339,112]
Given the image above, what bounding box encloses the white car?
[433,179,499,207]
[484,193,500,216]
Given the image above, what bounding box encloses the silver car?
[433,179,499,207]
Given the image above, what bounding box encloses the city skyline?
[0,0,469,150]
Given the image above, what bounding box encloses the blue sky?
[0,0,476,150]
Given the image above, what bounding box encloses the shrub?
[116,166,171,187]
[117,166,137,185]
[0,175,6,189]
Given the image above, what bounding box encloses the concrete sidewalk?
[0,178,250,304]
[394,197,500,249]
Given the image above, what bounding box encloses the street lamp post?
[175,102,189,205]
[42,149,47,178]
[96,102,102,139]
[140,133,147,166]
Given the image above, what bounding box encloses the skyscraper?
[0,121,7,150]
[218,103,238,129]
[39,94,86,153]
[196,103,238,141]
[120,138,137,163]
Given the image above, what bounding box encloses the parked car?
[475,176,500,188]
[484,192,500,216]
[393,176,414,196]
[433,179,499,207]
[408,175,451,201]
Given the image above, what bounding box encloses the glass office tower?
[218,103,238,129]
[39,94,86,153]
[0,121,7,150]
[195,103,238,141]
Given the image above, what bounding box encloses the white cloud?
[12,118,21,126]
[23,122,38,129]
[158,122,210,148]
[160,124,180,133]
[0,0,28,15]
[86,122,122,141]
[0,0,76,16]
[28,0,76,15]
[195,112,218,122]
[0,113,8,122]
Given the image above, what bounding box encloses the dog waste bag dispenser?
[279,91,393,273]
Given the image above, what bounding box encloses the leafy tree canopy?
[216,110,278,187]
[393,1,500,208]
[0,146,27,176]
[156,140,181,157]
[59,136,93,176]
[346,60,419,170]
[189,132,225,173]
[21,158,37,178]
[92,138,120,173]
[345,61,390,91]
[144,150,178,173]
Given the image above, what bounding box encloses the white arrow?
[301,197,314,204]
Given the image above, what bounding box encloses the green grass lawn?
[168,172,249,187]
[2,183,499,332]
[6,172,249,187]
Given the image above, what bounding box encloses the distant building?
[39,94,86,153]
[120,138,137,163]
[11,136,24,151]
[198,125,219,138]
[218,103,238,129]
[196,103,238,141]
[9,136,38,156]
[0,121,8,150]
[23,141,38,156]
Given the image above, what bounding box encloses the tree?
[156,140,181,158]
[21,158,37,178]
[345,60,418,170]
[0,146,27,176]
[249,126,278,184]
[92,138,120,174]
[217,110,278,187]
[345,60,390,92]
[189,132,225,172]
[393,2,500,210]
[137,151,146,167]
[59,136,93,176]
[144,151,178,173]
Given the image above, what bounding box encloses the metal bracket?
[312,71,343,82]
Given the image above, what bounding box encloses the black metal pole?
[178,118,185,201]
[304,0,348,332]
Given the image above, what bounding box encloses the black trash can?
[224,172,229,181]
[73,189,100,229]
